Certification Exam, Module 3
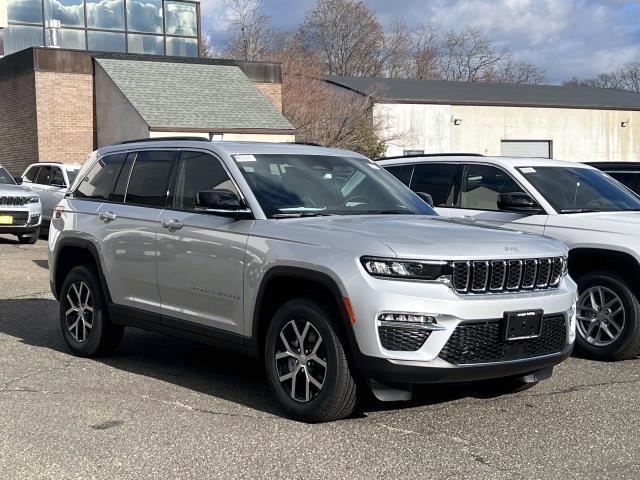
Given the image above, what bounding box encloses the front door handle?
[162,219,184,230]
[99,211,117,222]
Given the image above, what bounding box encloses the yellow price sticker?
[0,215,14,225]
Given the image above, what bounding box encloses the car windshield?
[518,166,640,213]
[0,166,15,185]
[234,154,435,218]
[67,169,80,185]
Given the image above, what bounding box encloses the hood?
[0,183,33,195]
[547,211,640,236]
[269,215,567,260]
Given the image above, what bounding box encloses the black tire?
[264,297,358,422]
[575,271,640,361]
[17,228,39,244]
[59,265,124,357]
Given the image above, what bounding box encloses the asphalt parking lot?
[1,236,640,479]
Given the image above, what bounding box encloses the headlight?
[27,196,40,204]
[562,255,569,276]
[361,256,451,280]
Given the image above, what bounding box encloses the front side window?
[49,167,66,186]
[125,150,175,207]
[385,164,413,186]
[0,166,15,185]
[461,164,524,211]
[234,154,434,218]
[75,153,126,200]
[518,166,640,213]
[35,166,53,185]
[24,165,41,182]
[173,151,239,212]
[411,163,460,207]
[66,168,80,185]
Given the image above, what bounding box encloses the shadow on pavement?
[0,297,527,420]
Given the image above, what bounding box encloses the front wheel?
[264,298,358,422]
[575,272,640,361]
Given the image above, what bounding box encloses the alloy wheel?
[576,286,625,347]
[65,281,94,343]
[275,319,328,402]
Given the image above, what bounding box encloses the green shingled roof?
[96,58,294,131]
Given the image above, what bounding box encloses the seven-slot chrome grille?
[451,257,564,294]
[0,196,29,206]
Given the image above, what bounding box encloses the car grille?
[0,196,29,206]
[378,326,431,351]
[451,257,564,294]
[439,314,567,365]
[0,211,29,225]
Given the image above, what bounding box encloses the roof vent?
[46,19,61,48]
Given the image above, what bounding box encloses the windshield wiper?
[360,210,414,215]
[559,208,602,213]
[272,212,335,218]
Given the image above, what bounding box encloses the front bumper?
[0,224,40,235]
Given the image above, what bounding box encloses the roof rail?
[378,153,485,161]
[281,142,323,147]
[118,136,211,145]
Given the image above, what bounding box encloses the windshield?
[0,166,15,185]
[518,166,640,213]
[234,154,435,218]
[66,169,80,185]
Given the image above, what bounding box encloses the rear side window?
[385,164,413,186]
[125,150,175,207]
[35,166,53,185]
[75,153,127,200]
[410,163,460,207]
[24,166,41,182]
[50,167,66,186]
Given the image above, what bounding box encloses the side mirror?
[196,189,252,218]
[416,191,434,208]
[498,192,543,214]
[14,176,23,185]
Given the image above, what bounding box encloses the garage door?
[501,140,552,158]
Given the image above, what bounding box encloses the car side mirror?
[14,176,23,185]
[498,192,543,214]
[196,189,252,218]
[416,191,434,208]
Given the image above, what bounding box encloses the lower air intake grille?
[439,314,567,364]
[378,326,431,351]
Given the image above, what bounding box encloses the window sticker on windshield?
[367,163,381,170]
[521,167,536,174]
[235,155,257,162]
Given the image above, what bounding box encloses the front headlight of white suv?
[361,257,451,281]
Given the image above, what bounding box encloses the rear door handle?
[99,211,117,222]
[162,219,184,230]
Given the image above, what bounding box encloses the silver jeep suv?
[49,140,577,422]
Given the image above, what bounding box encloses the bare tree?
[200,30,216,58]
[411,23,442,80]
[224,0,273,61]
[621,63,640,93]
[297,0,385,77]
[380,20,413,79]
[563,64,639,92]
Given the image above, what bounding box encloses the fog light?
[378,313,436,324]
[29,214,40,225]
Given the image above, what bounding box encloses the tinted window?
[125,151,175,207]
[35,166,53,185]
[385,165,413,186]
[410,163,460,207]
[49,167,66,186]
[604,171,640,195]
[75,153,127,200]
[0,166,15,185]
[462,164,524,211]
[24,166,41,182]
[66,168,80,185]
[174,152,239,212]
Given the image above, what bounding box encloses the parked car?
[49,140,576,422]
[586,162,640,195]
[19,162,81,224]
[379,154,640,361]
[0,163,42,244]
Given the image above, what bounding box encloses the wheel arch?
[569,247,640,294]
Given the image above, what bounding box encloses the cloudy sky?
[199,0,640,83]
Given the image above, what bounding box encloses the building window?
[164,1,197,36]
[44,0,85,28]
[57,27,85,49]
[501,140,552,159]
[87,30,125,52]
[166,35,197,57]
[4,24,43,52]
[127,32,163,55]
[86,0,125,30]
[7,0,43,24]
[126,0,162,34]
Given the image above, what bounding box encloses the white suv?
[49,141,576,422]
[380,154,640,361]
[0,163,42,243]
[20,162,81,223]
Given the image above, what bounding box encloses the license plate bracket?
[504,310,543,341]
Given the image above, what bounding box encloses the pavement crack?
[525,377,640,398]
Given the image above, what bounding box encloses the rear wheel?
[264,298,358,422]
[575,272,640,361]
[60,265,124,357]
